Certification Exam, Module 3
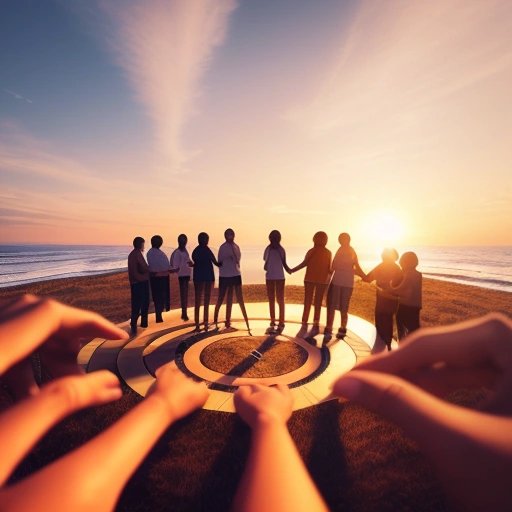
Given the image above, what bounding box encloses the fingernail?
[335,377,361,400]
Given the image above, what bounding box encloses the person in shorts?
[324,233,366,344]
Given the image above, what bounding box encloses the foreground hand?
[234,384,293,428]
[332,313,512,512]
[0,295,128,398]
[148,363,209,421]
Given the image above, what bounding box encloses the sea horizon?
[1,243,511,293]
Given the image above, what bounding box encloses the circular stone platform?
[78,303,377,412]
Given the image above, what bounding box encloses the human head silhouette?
[133,236,145,250]
[198,232,209,246]
[269,230,281,245]
[338,233,351,247]
[381,247,399,263]
[177,234,187,248]
[399,251,419,270]
[151,235,163,248]
[224,228,235,243]
[313,231,328,247]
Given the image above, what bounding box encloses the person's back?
[398,268,422,308]
[218,241,241,277]
[128,248,148,284]
[331,246,357,287]
[304,246,332,284]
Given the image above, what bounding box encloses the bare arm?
[232,385,328,512]
[1,364,208,512]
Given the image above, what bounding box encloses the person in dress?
[213,229,250,332]
[146,235,170,324]
[127,236,149,335]
[263,230,292,334]
[324,233,366,344]
[191,232,220,331]
[170,234,193,321]
[290,232,332,337]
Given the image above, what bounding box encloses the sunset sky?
[1,0,511,250]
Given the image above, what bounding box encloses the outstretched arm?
[233,384,328,512]
[1,363,208,512]
[332,313,512,512]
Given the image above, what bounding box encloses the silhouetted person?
[391,251,422,340]
[324,233,366,344]
[128,236,149,335]
[291,232,332,337]
[170,234,193,321]
[214,228,251,332]
[364,248,403,351]
[191,232,220,331]
[147,235,169,324]
[263,230,292,334]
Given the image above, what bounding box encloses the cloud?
[100,0,238,173]
[287,0,512,138]
[3,88,33,104]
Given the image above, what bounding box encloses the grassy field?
[1,273,511,511]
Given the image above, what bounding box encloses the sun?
[360,211,406,246]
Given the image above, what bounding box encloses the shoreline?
[1,270,511,328]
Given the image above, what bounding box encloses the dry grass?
[1,273,511,511]
[200,336,308,378]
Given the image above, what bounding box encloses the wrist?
[145,392,176,424]
[252,412,288,431]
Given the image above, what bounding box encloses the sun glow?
[359,211,406,248]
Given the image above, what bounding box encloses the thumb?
[333,370,476,455]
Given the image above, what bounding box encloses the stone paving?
[79,303,381,412]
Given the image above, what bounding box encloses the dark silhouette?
[324,233,366,344]
[391,251,422,340]
[147,235,170,324]
[128,236,150,335]
[263,230,292,334]
[191,232,220,331]
[214,229,251,333]
[170,234,193,321]
[291,231,332,337]
[364,248,403,351]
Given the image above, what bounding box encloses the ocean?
[0,244,511,293]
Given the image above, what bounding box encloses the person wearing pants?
[170,234,193,321]
[147,235,170,324]
[128,236,149,335]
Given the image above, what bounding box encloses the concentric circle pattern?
[78,303,378,412]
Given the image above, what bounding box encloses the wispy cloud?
[3,88,33,104]
[287,0,512,137]
[100,0,238,173]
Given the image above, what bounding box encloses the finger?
[233,385,252,410]
[275,383,290,397]
[356,313,512,376]
[0,298,129,373]
[0,371,121,485]
[332,370,503,454]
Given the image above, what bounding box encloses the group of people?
[128,229,422,349]
[1,294,511,511]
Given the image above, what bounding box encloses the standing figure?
[128,236,149,335]
[146,235,170,324]
[291,231,332,337]
[364,248,403,351]
[391,251,422,340]
[191,232,220,331]
[324,233,366,344]
[170,234,193,321]
[214,228,251,332]
[263,230,292,334]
